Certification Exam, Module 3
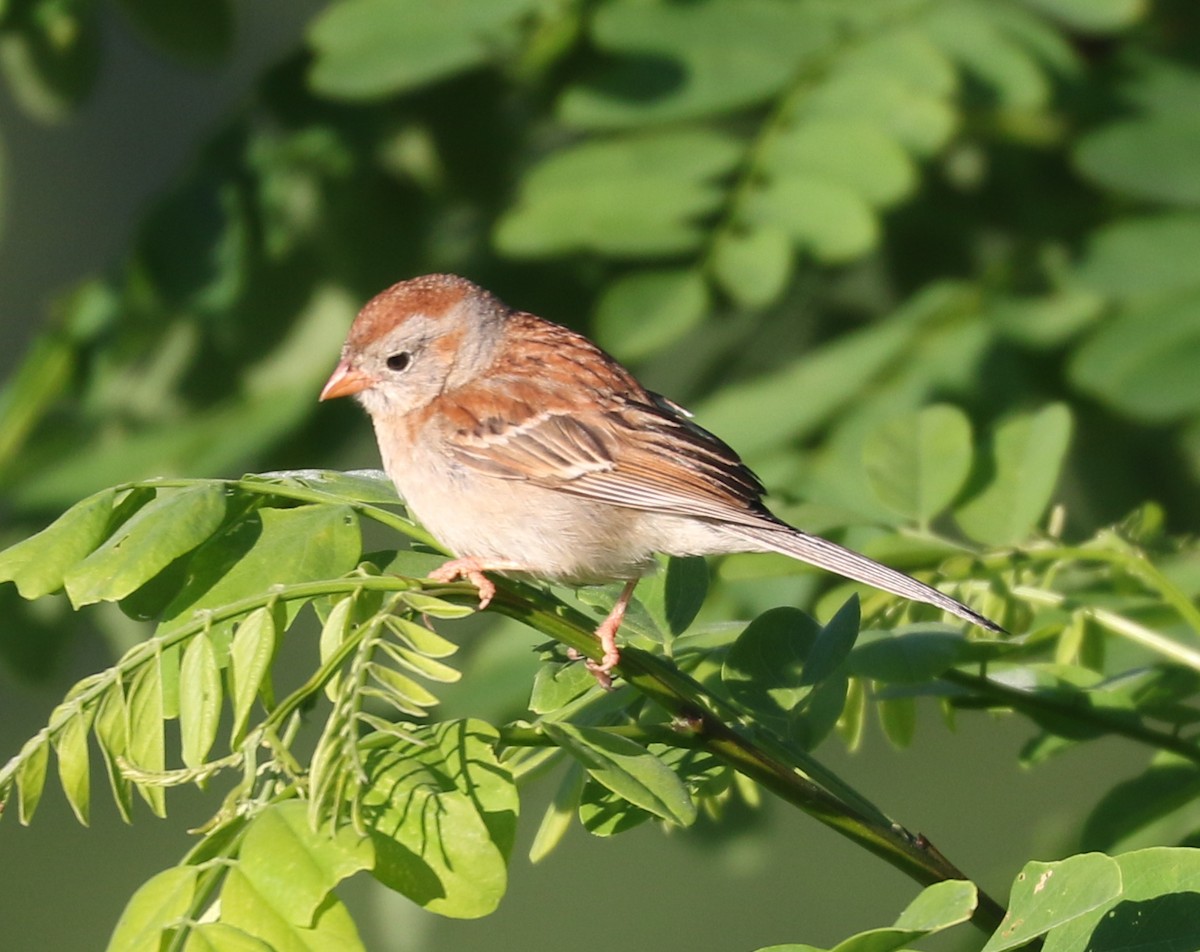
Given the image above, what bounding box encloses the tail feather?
[734,525,1004,633]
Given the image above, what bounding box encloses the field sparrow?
[322,274,1000,685]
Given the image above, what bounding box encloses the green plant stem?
[944,669,1200,765]
[483,583,1010,935]
[1011,582,1200,674]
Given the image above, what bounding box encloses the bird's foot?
[428,557,498,609]
[569,579,638,690]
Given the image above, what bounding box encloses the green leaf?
[723,607,818,722]
[179,634,222,768]
[1014,0,1144,32]
[711,225,793,310]
[184,923,274,952]
[594,269,708,362]
[227,802,372,926]
[400,591,476,618]
[1081,757,1200,852]
[126,663,166,817]
[1070,214,1200,303]
[541,722,696,827]
[221,871,365,952]
[494,129,742,257]
[378,641,459,684]
[984,853,1123,952]
[0,0,100,122]
[578,779,653,836]
[105,866,199,952]
[922,4,1049,110]
[14,734,49,825]
[1075,116,1200,207]
[800,597,860,687]
[258,469,400,505]
[743,174,877,263]
[94,684,133,823]
[114,0,233,62]
[849,629,965,684]
[64,485,228,608]
[637,555,709,640]
[878,696,916,749]
[863,405,973,523]
[319,596,355,701]
[764,118,916,209]
[955,404,1072,545]
[0,488,115,599]
[529,660,595,714]
[1069,293,1200,421]
[160,504,361,645]
[51,700,93,825]
[1042,848,1200,952]
[528,764,584,864]
[366,662,439,708]
[362,720,518,918]
[805,32,958,156]
[309,0,540,98]
[228,608,277,746]
[894,879,979,931]
[559,0,833,127]
[385,616,458,658]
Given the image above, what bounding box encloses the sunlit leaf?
[228,802,372,926]
[1071,214,1200,303]
[1070,293,1200,422]
[94,684,133,823]
[183,922,274,952]
[528,763,584,864]
[1081,756,1200,852]
[64,485,228,608]
[179,634,222,768]
[764,118,916,209]
[1076,117,1200,207]
[849,629,966,684]
[126,663,166,817]
[594,269,708,361]
[362,720,518,918]
[1014,0,1144,32]
[1042,848,1200,952]
[51,700,93,825]
[984,853,1122,952]
[160,504,360,647]
[863,405,973,523]
[495,129,742,257]
[542,722,696,827]
[0,488,115,599]
[955,404,1072,546]
[14,734,49,825]
[309,0,540,98]
[712,225,793,310]
[105,866,199,952]
[878,696,917,749]
[227,608,277,746]
[559,0,833,127]
[743,175,877,263]
[723,607,817,722]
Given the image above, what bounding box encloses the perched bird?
[321,274,1000,684]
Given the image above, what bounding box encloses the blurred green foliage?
[4,0,1200,950]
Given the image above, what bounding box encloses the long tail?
[732,524,1004,633]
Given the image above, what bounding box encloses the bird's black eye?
[386,352,412,372]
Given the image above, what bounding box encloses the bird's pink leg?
[584,579,638,689]
[427,557,526,609]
